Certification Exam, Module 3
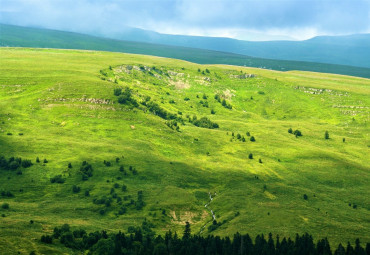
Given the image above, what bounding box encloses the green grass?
[2,24,370,78]
[0,47,369,254]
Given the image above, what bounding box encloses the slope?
[0,47,369,254]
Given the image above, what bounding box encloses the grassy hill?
[1,24,370,79]
[0,47,369,254]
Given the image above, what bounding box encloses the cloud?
[1,0,369,40]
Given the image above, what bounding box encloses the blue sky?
[1,0,369,40]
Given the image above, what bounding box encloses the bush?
[293,130,302,137]
[50,175,65,184]
[21,159,32,168]
[325,131,330,139]
[68,163,72,169]
[41,235,53,244]
[80,161,93,180]
[192,117,219,129]
[43,159,48,163]
[303,194,308,200]
[248,153,253,159]
[114,88,122,96]
[1,203,9,209]
[250,136,256,142]
[1,191,14,197]
[72,185,81,193]
[288,128,293,134]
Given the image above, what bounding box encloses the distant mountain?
[1,24,370,78]
[92,27,370,68]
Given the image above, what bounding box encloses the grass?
[0,47,369,254]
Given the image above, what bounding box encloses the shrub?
[72,185,81,193]
[122,185,127,192]
[1,191,14,197]
[41,235,53,244]
[21,159,32,168]
[50,175,65,184]
[211,109,215,114]
[36,157,40,163]
[118,206,127,215]
[192,117,219,129]
[259,158,263,163]
[114,88,122,96]
[85,190,90,197]
[303,194,308,200]
[248,153,253,159]
[288,128,293,134]
[43,159,48,163]
[293,130,302,137]
[1,203,9,209]
[250,136,256,142]
[68,163,72,169]
[325,131,330,139]
[80,161,93,180]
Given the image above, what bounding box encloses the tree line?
[40,222,369,255]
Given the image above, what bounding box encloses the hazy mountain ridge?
[1,24,370,79]
[89,26,370,68]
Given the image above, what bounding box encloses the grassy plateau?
[0,47,369,254]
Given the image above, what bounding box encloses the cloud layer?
[1,0,369,40]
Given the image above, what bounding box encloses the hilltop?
[0,48,369,254]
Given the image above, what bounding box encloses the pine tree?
[183,222,191,240]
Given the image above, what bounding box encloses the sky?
[1,0,369,41]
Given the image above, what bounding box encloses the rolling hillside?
[1,24,370,79]
[0,47,369,254]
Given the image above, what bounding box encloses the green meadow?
[0,47,369,254]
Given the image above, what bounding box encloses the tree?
[325,131,330,139]
[293,130,302,137]
[250,136,256,142]
[248,153,253,159]
[303,194,308,200]
[183,222,191,239]
[288,128,293,134]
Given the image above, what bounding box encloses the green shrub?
[2,203,9,209]
[50,175,65,184]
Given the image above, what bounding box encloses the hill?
[92,27,370,68]
[0,47,369,254]
[1,24,370,79]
